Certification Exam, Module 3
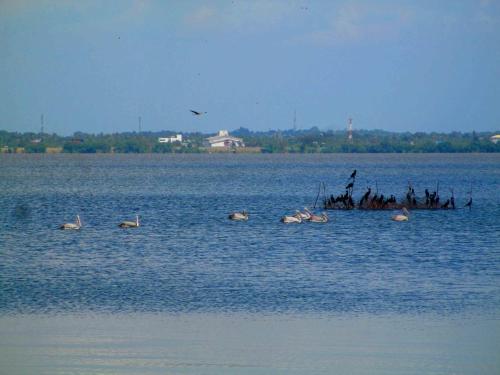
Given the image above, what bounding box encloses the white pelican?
[60,215,81,230]
[309,212,328,223]
[296,208,312,221]
[229,211,248,221]
[392,207,409,221]
[281,212,302,224]
[119,215,140,228]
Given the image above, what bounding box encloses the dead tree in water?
[314,182,324,209]
[464,184,472,210]
[435,181,440,208]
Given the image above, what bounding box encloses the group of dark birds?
[323,170,472,211]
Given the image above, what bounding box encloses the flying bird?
[190,110,206,116]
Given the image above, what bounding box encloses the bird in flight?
[190,110,206,116]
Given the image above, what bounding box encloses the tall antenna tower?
[40,114,44,134]
[138,116,142,133]
[347,117,353,142]
[293,110,297,131]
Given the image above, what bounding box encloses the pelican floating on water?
[119,215,140,228]
[281,213,302,224]
[308,212,329,223]
[296,208,312,221]
[392,207,409,221]
[229,211,248,221]
[60,215,81,230]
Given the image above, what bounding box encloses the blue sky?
[1,0,499,135]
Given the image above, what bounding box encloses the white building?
[204,130,244,148]
[158,134,182,143]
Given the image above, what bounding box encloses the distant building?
[31,139,42,144]
[204,130,244,148]
[158,134,182,143]
[490,134,500,144]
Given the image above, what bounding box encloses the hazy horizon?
[2,125,499,138]
[1,1,499,135]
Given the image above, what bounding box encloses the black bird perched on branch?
[359,187,371,206]
[378,194,384,205]
[190,110,206,116]
[350,169,357,179]
[346,182,354,190]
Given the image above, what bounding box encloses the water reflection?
[0,313,498,375]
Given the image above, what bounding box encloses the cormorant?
[190,110,206,116]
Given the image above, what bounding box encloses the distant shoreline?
[2,151,500,156]
[1,128,499,154]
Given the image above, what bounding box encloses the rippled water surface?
[0,153,499,315]
[1,153,499,374]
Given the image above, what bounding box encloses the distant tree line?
[232,127,500,153]
[0,128,499,153]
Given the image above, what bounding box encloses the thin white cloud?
[184,5,217,28]
[474,0,500,31]
[293,2,414,46]
[182,1,294,34]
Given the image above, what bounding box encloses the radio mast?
[347,117,353,142]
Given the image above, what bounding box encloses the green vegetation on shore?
[1,128,499,153]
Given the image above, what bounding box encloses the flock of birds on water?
[60,169,475,230]
[321,169,473,211]
[59,207,409,230]
[227,206,409,224]
[60,215,140,230]
[59,206,409,230]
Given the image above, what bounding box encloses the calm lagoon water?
[0,153,499,374]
